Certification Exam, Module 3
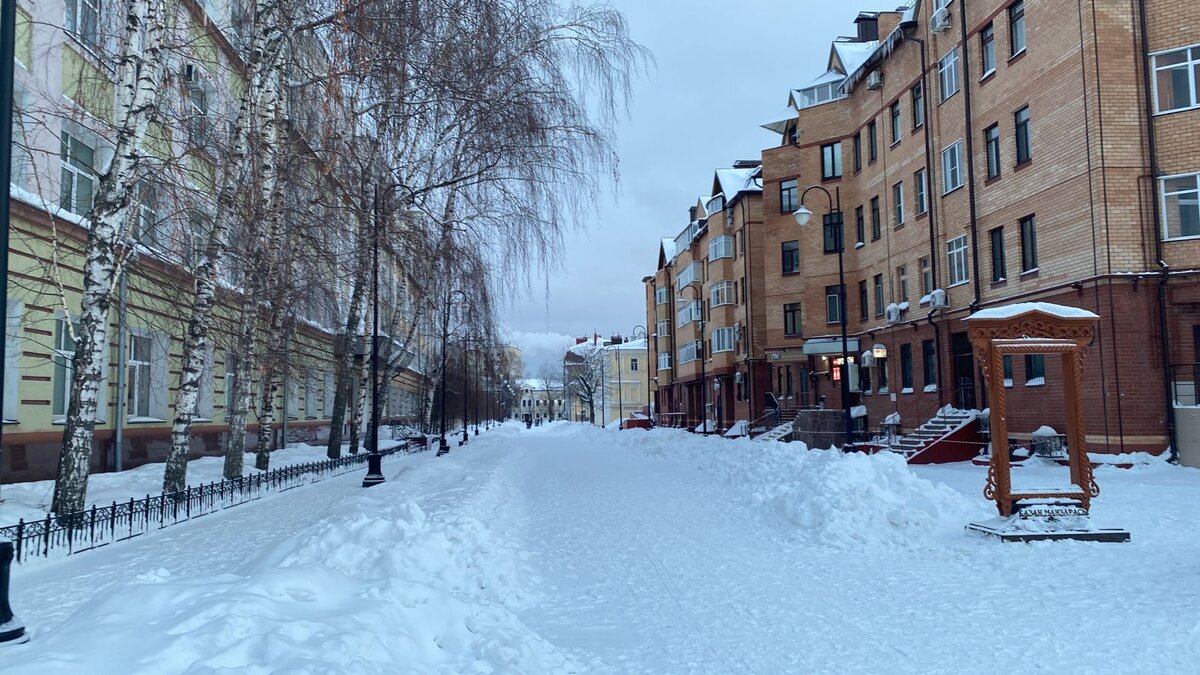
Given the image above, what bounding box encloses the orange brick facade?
[644,1,1199,455]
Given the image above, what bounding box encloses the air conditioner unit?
[886,304,903,324]
[929,288,949,308]
[733,322,742,340]
[931,7,951,33]
[866,71,883,90]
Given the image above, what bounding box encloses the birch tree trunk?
[52,0,167,516]
[326,207,370,459]
[164,0,288,492]
[347,296,370,454]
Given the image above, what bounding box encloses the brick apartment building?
[645,0,1200,462]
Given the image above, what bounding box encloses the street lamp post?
[616,336,624,426]
[631,325,648,418]
[794,185,855,451]
[437,289,468,456]
[362,185,386,487]
[678,282,707,433]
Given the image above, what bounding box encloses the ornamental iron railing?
[0,437,429,565]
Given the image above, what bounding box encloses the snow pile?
[620,428,975,547]
[5,468,582,674]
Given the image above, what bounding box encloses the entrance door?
[952,331,977,410]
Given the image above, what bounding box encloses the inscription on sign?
[1019,506,1089,519]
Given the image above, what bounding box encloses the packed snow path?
[5,423,1200,673]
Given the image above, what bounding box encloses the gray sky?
[503,2,865,375]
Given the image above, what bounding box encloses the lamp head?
[793,204,813,226]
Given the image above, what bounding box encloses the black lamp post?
[362,185,386,487]
[794,185,855,451]
[678,282,707,433]
[631,325,647,417]
[437,289,468,456]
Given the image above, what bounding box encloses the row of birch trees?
[16,0,645,515]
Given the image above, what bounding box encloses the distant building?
[564,334,650,426]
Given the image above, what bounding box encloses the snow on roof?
[760,108,796,133]
[660,237,676,260]
[966,302,1100,321]
[798,69,846,90]
[841,4,919,94]
[713,167,763,199]
[832,40,878,77]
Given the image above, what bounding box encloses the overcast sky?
[502,2,865,375]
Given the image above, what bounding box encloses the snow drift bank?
[589,425,980,547]
[4,457,582,674]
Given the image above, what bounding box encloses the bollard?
[0,541,28,645]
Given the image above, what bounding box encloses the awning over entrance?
[801,337,860,355]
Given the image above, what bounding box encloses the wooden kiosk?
[964,303,1129,542]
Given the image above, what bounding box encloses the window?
[922,340,937,388]
[821,142,842,179]
[939,49,960,101]
[1025,354,1045,385]
[900,344,914,390]
[825,285,843,324]
[655,286,669,304]
[708,234,734,261]
[893,181,905,225]
[1014,106,1032,165]
[186,213,213,269]
[675,260,701,291]
[711,328,735,353]
[985,124,1001,179]
[738,229,745,255]
[1009,1,1026,57]
[4,301,20,422]
[678,340,702,365]
[65,0,102,50]
[1020,215,1038,272]
[855,205,865,244]
[711,280,734,307]
[853,133,862,172]
[1003,355,1014,386]
[60,131,97,215]
[915,169,928,214]
[657,352,672,370]
[707,195,725,216]
[823,215,842,254]
[127,334,153,418]
[780,179,799,212]
[920,256,933,295]
[867,121,878,162]
[911,83,925,128]
[942,141,963,193]
[324,371,335,417]
[981,23,996,75]
[947,235,969,285]
[1161,173,1200,239]
[187,81,209,147]
[784,303,803,337]
[676,300,702,327]
[873,274,885,317]
[52,317,78,419]
[305,371,318,419]
[630,357,640,372]
[781,240,800,274]
[1153,46,1200,114]
[897,265,909,303]
[890,102,901,144]
[877,356,889,390]
[136,178,166,248]
[859,280,869,321]
[796,81,846,108]
[870,197,881,240]
[990,227,1007,282]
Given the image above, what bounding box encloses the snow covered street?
[4,423,1200,673]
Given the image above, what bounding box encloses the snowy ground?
[4,422,1199,673]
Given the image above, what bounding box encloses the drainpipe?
[1136,0,1179,462]
[958,1,984,315]
[113,264,129,472]
[740,195,756,420]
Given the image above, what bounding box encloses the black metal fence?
[0,437,430,565]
